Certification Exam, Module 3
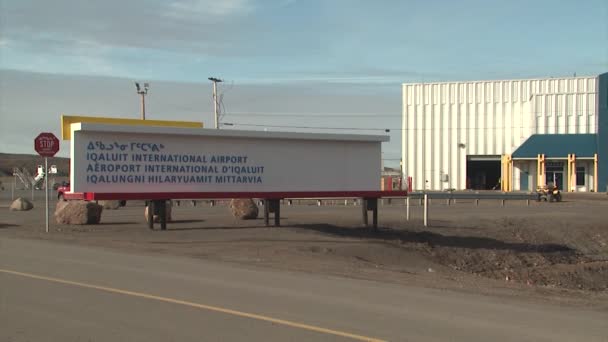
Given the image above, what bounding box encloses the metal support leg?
[370,198,378,230]
[147,200,154,230]
[361,198,368,226]
[264,199,270,226]
[158,200,167,230]
[423,194,429,227]
[273,199,281,227]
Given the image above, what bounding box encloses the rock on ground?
[229,199,259,219]
[144,201,172,223]
[55,200,103,224]
[9,198,34,211]
[100,200,122,210]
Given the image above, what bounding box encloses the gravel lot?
[2,188,607,308]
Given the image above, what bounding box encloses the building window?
[576,167,585,186]
[557,95,563,117]
[459,84,465,103]
[588,78,595,92]
[546,162,564,172]
[468,84,474,103]
[588,94,595,112]
[535,95,543,117]
[546,95,553,116]
[578,79,585,91]
[484,83,490,103]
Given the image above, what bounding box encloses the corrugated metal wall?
[402,76,599,190]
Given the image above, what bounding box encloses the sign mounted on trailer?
[70,123,389,194]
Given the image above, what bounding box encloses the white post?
[11,175,15,201]
[423,193,428,227]
[45,157,49,233]
[211,80,220,129]
[406,197,410,221]
[140,93,146,120]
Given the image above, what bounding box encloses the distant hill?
[0,153,70,176]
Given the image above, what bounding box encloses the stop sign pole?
[34,133,60,233]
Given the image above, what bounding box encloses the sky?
[1,0,607,167]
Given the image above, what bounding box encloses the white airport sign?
[70,123,388,194]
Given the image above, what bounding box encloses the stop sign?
[34,132,60,157]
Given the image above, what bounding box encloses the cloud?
[166,0,254,18]
[0,34,123,77]
[0,0,260,57]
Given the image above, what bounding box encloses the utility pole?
[135,82,150,120]
[208,77,223,129]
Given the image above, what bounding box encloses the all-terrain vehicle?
[536,183,562,202]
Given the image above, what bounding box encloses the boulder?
[55,200,103,224]
[229,199,259,219]
[9,198,34,211]
[100,200,122,210]
[144,201,172,223]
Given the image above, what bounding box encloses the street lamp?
[135,82,149,120]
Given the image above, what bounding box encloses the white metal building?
[402,73,608,192]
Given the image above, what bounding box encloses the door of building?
[546,162,565,189]
[520,171,529,191]
[546,171,564,189]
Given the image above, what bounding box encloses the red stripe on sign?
[66,191,408,201]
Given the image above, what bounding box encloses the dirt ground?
[2,189,608,308]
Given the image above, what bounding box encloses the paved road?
[1,238,606,342]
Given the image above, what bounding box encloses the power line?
[222,110,594,118]
[222,122,597,132]
[224,112,400,117]
[222,123,392,132]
